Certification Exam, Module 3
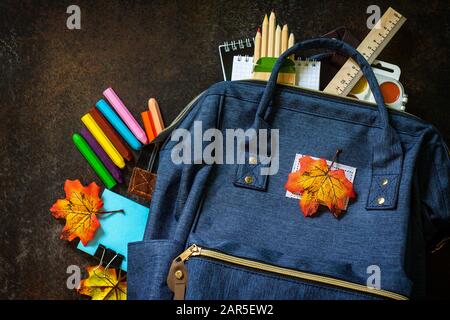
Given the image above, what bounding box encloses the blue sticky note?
[77,189,149,271]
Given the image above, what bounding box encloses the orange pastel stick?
[141,111,156,143]
[148,110,158,137]
[148,98,165,134]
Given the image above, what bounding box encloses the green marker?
[72,133,117,189]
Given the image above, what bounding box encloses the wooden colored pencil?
[261,14,268,57]
[288,32,295,59]
[268,11,276,57]
[274,25,281,57]
[281,24,289,54]
[253,28,261,63]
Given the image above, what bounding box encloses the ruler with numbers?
[324,7,406,96]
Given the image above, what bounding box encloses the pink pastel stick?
[103,87,148,144]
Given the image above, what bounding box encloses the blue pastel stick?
[96,99,142,150]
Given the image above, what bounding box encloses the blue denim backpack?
[128,38,450,300]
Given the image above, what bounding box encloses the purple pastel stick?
[80,126,124,184]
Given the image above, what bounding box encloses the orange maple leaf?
[50,179,122,245]
[78,265,127,300]
[285,156,356,218]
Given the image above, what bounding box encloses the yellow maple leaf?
[285,155,356,218]
[78,266,127,300]
[50,180,123,245]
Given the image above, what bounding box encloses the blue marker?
[96,99,142,150]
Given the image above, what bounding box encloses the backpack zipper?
[236,79,424,122]
[167,244,409,300]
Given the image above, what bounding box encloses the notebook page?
[295,60,321,90]
[231,55,254,80]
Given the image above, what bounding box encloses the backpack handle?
[256,38,388,128]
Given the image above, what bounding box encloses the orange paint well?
[380,81,400,104]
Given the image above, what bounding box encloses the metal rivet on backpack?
[175,270,184,280]
[244,176,254,184]
[249,156,257,165]
[377,197,385,205]
[381,178,389,186]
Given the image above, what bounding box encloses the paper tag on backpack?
[285,154,357,210]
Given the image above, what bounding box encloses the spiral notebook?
[219,38,254,81]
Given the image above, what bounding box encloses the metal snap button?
[249,156,257,165]
[244,176,254,184]
[377,197,385,205]
[381,178,389,186]
[175,270,184,280]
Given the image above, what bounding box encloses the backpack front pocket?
[167,244,408,300]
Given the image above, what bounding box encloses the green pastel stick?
[72,133,117,189]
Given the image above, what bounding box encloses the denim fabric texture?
[128,39,450,300]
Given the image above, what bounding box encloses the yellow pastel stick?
[81,113,125,169]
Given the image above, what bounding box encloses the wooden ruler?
[324,7,406,96]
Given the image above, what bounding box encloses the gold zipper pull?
[177,244,201,262]
[167,244,200,300]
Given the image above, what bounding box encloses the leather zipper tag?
[167,259,188,300]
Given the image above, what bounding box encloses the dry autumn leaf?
[78,265,127,300]
[285,155,355,218]
[50,179,123,245]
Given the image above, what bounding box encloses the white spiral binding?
[296,58,318,67]
[236,55,251,62]
[224,41,230,52]
[222,37,254,52]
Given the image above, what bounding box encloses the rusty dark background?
[0,0,449,299]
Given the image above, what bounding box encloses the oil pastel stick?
[72,133,117,189]
[96,99,142,151]
[103,87,148,144]
[89,107,133,161]
[148,98,165,135]
[81,113,125,169]
[141,111,156,143]
[80,127,124,184]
